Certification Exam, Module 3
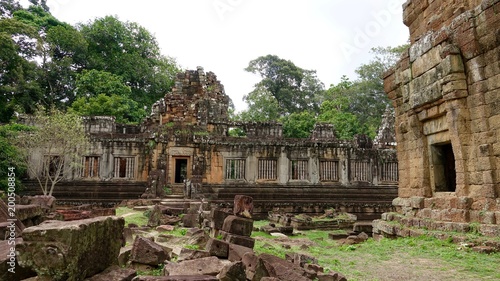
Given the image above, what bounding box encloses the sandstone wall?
[384,0,500,224]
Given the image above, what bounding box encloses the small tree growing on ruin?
[14,107,88,196]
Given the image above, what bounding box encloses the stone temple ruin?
[375,0,500,237]
[22,67,399,220]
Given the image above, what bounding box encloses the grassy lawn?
[115,209,499,281]
[252,222,500,281]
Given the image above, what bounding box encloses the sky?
[23,0,409,112]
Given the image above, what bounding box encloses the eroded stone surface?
[17,216,124,281]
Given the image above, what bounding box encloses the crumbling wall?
[383,0,500,225]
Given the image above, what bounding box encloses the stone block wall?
[383,0,500,225]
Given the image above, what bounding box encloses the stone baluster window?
[81,156,100,178]
[320,160,339,181]
[290,160,308,180]
[258,159,277,180]
[350,160,371,182]
[225,159,245,180]
[379,161,398,182]
[114,157,135,179]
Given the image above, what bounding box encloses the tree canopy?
[0,2,180,123]
[235,46,407,139]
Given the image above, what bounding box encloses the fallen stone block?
[221,215,253,237]
[220,230,255,248]
[285,252,318,267]
[217,261,246,281]
[255,253,311,281]
[241,252,259,280]
[210,208,231,231]
[0,238,36,281]
[228,243,254,262]
[163,256,226,276]
[118,246,132,267]
[182,214,200,228]
[18,216,124,281]
[317,271,348,281]
[130,236,171,266]
[205,238,229,258]
[177,248,211,262]
[132,276,218,281]
[84,265,136,281]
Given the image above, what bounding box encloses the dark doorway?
[175,159,188,183]
[431,143,456,192]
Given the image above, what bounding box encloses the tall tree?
[244,54,324,116]
[0,16,43,121]
[79,16,180,112]
[13,107,88,196]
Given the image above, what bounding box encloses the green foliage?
[244,54,324,116]
[318,100,362,140]
[0,124,32,193]
[228,127,246,137]
[237,85,281,122]
[75,69,131,99]
[281,111,316,138]
[70,94,145,124]
[78,15,180,112]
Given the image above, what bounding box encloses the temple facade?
[23,67,399,219]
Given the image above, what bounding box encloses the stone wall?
[383,0,500,227]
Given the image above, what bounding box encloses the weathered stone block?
[221,215,253,237]
[254,253,311,281]
[177,248,210,262]
[205,238,229,258]
[228,243,254,262]
[217,261,246,281]
[18,216,124,281]
[132,275,218,281]
[130,236,171,266]
[210,208,231,230]
[0,238,36,281]
[84,265,136,281]
[220,230,255,248]
[163,256,225,276]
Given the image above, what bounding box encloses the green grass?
[251,220,500,281]
[116,206,149,227]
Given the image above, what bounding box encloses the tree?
[0,16,44,121]
[318,100,362,140]
[79,16,180,112]
[13,108,88,196]
[0,123,31,193]
[281,111,316,138]
[70,94,146,124]
[245,54,324,116]
[237,85,281,122]
[347,45,408,137]
[75,69,132,99]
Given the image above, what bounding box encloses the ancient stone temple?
[379,0,499,235]
[23,67,399,219]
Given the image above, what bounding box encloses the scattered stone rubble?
[4,195,349,280]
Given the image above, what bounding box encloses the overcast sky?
[25,0,409,112]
